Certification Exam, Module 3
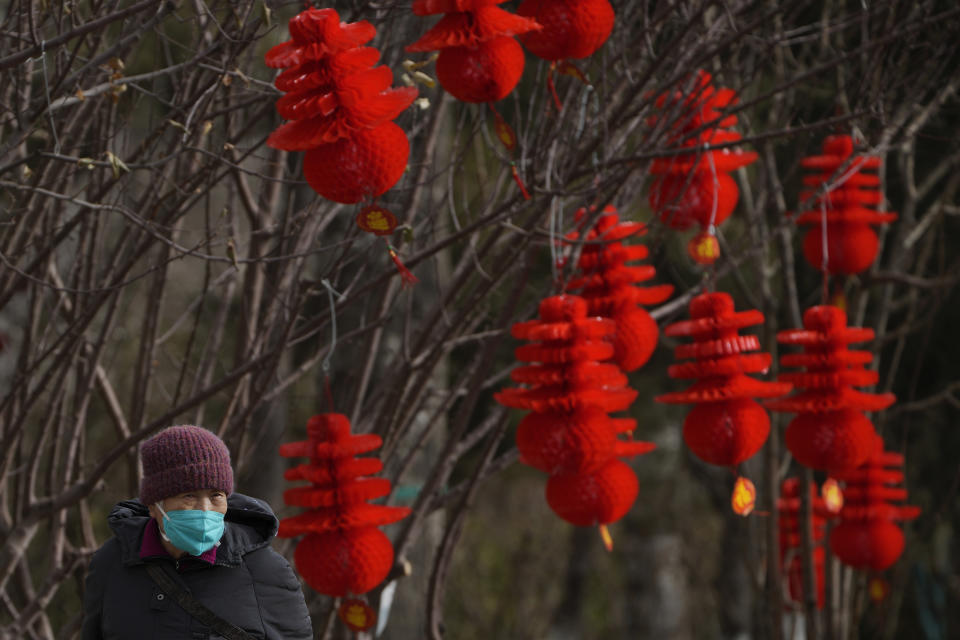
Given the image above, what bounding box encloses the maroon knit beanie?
[139,425,234,506]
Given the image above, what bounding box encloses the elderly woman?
[82,425,313,639]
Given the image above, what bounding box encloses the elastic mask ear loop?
[155,502,172,543]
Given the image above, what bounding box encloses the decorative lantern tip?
[599,524,614,552]
[822,477,844,514]
[732,476,757,516]
[869,577,890,603]
[338,598,376,632]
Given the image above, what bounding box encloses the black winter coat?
[81,494,313,640]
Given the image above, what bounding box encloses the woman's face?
[148,488,228,526]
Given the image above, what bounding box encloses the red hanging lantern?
[407,0,540,103]
[647,71,757,261]
[648,171,739,231]
[795,134,897,275]
[656,292,791,467]
[777,478,833,608]
[266,8,417,203]
[516,0,614,61]
[829,435,920,571]
[567,206,674,371]
[545,458,638,527]
[496,295,654,526]
[301,122,409,204]
[767,305,892,472]
[277,413,411,597]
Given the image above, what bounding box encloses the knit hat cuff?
[139,462,234,506]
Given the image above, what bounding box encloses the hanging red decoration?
[567,205,674,371]
[767,305,892,472]
[687,230,721,265]
[795,134,897,275]
[777,477,833,608]
[300,122,409,204]
[516,0,614,62]
[338,599,376,632]
[647,71,757,261]
[731,476,756,516]
[496,295,654,528]
[277,413,411,598]
[266,8,417,204]
[407,0,540,104]
[829,434,920,571]
[656,292,791,467]
[356,205,399,236]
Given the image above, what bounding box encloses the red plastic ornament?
[517,0,615,61]
[338,599,376,632]
[567,206,674,371]
[278,413,410,597]
[266,8,416,203]
[434,36,526,103]
[656,292,791,467]
[407,0,540,103]
[687,231,720,265]
[648,171,739,231]
[795,135,897,275]
[496,295,654,526]
[731,476,756,516]
[767,305,893,472]
[648,71,756,252]
[777,478,833,608]
[545,458,638,526]
[356,205,399,236]
[302,122,409,204]
[829,435,920,571]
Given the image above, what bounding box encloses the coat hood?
[108,493,280,567]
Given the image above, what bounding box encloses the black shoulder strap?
[145,563,256,640]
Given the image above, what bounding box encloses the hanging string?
[820,198,830,303]
[321,279,344,410]
[549,196,561,289]
[33,41,61,154]
[816,155,867,304]
[705,146,720,291]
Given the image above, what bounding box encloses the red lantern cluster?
[266,8,417,204]
[647,71,757,263]
[777,478,833,608]
[566,205,674,371]
[767,305,894,472]
[516,0,614,62]
[407,0,540,103]
[656,292,791,467]
[277,413,411,597]
[829,434,921,571]
[495,295,655,526]
[796,135,897,275]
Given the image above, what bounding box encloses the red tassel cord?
[511,163,531,200]
[388,244,419,287]
[655,292,791,467]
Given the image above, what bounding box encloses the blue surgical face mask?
[155,503,225,557]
